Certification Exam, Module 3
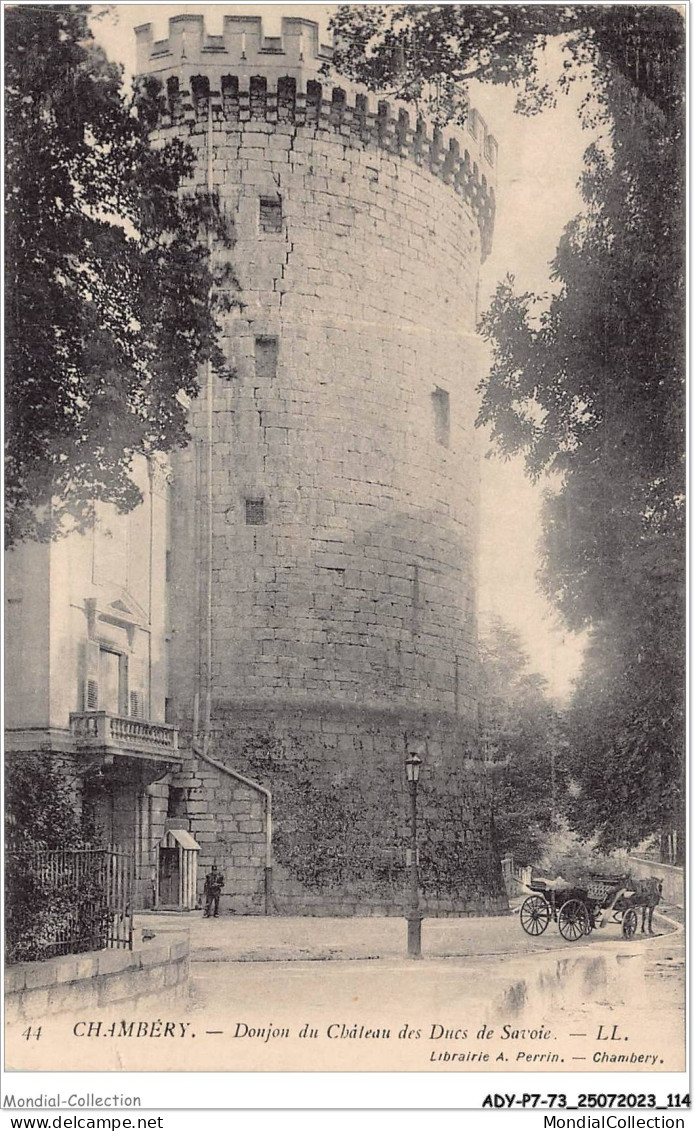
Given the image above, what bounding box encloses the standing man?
[203,864,225,918]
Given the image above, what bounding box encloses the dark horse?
[626,876,663,934]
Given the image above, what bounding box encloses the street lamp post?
[405,751,423,958]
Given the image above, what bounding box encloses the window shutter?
[84,679,99,711]
[81,639,100,711]
[130,691,141,718]
[119,654,129,716]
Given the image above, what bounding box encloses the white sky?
[92,2,598,699]
[471,53,599,700]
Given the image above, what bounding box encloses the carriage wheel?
[520,895,551,936]
[622,908,638,939]
[558,898,590,942]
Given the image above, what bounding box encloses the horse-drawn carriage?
[519,874,660,942]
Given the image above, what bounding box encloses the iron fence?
[6,845,134,964]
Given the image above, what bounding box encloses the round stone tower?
[137,15,505,915]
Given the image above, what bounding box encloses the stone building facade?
[139,15,506,915]
[4,457,183,909]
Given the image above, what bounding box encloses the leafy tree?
[5,754,105,963]
[538,837,628,885]
[478,616,561,866]
[5,5,234,546]
[327,5,684,123]
[5,753,88,850]
[477,48,684,861]
[329,5,685,862]
[563,614,683,858]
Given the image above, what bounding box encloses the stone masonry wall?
[168,103,485,727]
[170,758,267,914]
[207,706,506,916]
[5,937,189,1026]
[140,19,503,914]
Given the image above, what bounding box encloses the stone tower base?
[191,703,507,916]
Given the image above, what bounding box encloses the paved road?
[15,911,680,1074]
[178,920,684,1073]
[134,905,680,964]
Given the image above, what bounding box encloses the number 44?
[21,1026,42,1041]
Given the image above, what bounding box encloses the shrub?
[5,754,107,963]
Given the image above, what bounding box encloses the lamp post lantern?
[405,751,423,958]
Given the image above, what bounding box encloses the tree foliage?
[5,755,110,964]
[478,616,561,866]
[5,753,88,851]
[476,32,684,859]
[5,5,235,546]
[329,5,685,859]
[328,5,684,123]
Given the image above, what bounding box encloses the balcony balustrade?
[70,711,179,760]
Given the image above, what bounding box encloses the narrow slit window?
[259,197,282,233]
[431,387,450,447]
[255,336,279,380]
[166,76,180,117]
[245,498,266,526]
[190,75,210,120]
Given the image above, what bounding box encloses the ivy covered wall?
[206,705,507,916]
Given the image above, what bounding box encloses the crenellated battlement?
[135,17,498,180]
[136,18,497,256]
[135,15,333,84]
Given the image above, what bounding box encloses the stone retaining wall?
[628,856,684,908]
[4,938,189,1026]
